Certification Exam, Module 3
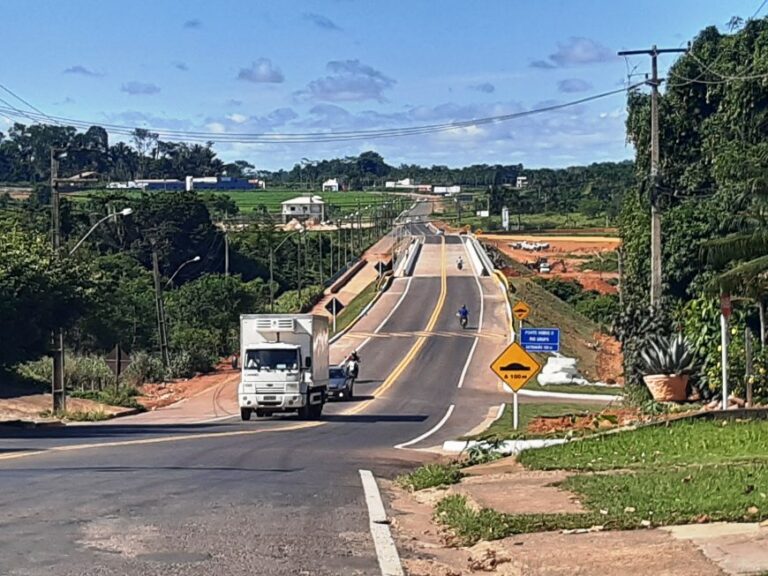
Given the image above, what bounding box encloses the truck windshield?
[244,349,299,371]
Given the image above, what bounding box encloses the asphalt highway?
[0,204,496,576]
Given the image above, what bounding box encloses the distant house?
[322,178,340,192]
[281,195,326,223]
[248,178,267,189]
[516,176,528,188]
[384,178,431,193]
[433,185,461,196]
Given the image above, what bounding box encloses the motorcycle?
[457,260,463,270]
[457,314,468,329]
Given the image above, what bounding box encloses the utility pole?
[151,245,170,367]
[50,149,66,413]
[618,45,687,310]
[223,213,229,276]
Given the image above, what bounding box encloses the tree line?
[617,17,768,405]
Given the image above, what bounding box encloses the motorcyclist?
[457,304,469,327]
[457,256,464,270]
[345,351,361,380]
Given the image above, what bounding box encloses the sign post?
[502,206,509,231]
[325,297,345,334]
[511,301,531,344]
[720,292,731,410]
[490,342,541,430]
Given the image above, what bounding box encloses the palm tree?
[703,178,768,344]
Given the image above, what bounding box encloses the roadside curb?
[508,384,623,403]
[329,280,392,345]
[0,419,64,429]
[442,438,567,454]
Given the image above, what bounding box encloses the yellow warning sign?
[512,301,531,321]
[490,342,541,392]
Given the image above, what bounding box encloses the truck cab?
[238,315,328,420]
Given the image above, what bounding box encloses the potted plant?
[639,334,697,402]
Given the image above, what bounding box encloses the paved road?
[0,204,506,576]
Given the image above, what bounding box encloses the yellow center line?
[343,237,447,415]
[0,238,448,461]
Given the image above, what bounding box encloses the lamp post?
[165,255,201,288]
[269,226,305,312]
[68,208,133,256]
[52,203,134,412]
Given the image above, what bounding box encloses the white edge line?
[457,337,479,389]
[373,277,413,334]
[359,469,405,576]
[395,404,455,449]
[462,237,485,332]
[506,383,623,402]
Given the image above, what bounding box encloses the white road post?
[720,311,729,410]
[332,299,338,334]
[513,391,519,430]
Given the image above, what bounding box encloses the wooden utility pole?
[50,149,66,413]
[618,45,687,310]
[151,245,170,367]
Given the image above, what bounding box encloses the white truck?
[238,314,329,421]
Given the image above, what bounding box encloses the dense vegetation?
[618,18,768,403]
[0,185,400,390]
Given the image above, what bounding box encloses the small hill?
[509,276,603,381]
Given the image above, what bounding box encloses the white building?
[516,176,528,188]
[281,195,326,223]
[433,185,461,196]
[322,178,340,192]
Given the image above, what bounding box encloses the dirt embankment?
[138,363,238,411]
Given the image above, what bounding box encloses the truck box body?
[238,314,328,418]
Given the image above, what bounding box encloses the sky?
[0,0,761,170]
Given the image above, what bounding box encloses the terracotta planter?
[643,374,689,402]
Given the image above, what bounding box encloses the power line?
[753,0,768,18]
[0,82,63,126]
[0,82,644,144]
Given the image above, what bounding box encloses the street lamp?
[68,208,133,256]
[165,255,201,288]
[52,205,135,413]
[269,226,305,312]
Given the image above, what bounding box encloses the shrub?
[396,463,464,491]
[170,327,219,374]
[120,351,167,387]
[18,353,113,391]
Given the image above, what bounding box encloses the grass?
[510,277,602,379]
[69,386,145,410]
[437,210,611,232]
[330,280,379,337]
[467,402,612,441]
[519,419,768,471]
[522,380,623,396]
[397,463,464,491]
[40,409,111,422]
[83,189,393,216]
[437,419,768,545]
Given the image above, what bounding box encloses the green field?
[78,189,401,216]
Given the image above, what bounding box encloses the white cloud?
[227,113,249,124]
[297,59,395,102]
[237,59,285,83]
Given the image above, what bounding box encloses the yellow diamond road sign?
[490,342,541,392]
[512,301,531,321]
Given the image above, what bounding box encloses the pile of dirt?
[138,364,237,410]
[0,394,133,422]
[526,407,641,436]
[595,332,624,384]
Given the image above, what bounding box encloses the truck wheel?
[240,408,252,421]
[297,403,311,420]
[309,402,323,419]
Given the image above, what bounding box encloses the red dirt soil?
[596,332,624,384]
[138,362,238,410]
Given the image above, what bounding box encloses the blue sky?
[0,0,759,169]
